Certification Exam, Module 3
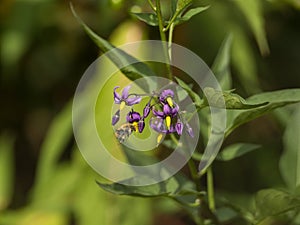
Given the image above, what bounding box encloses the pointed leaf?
[131,12,159,26]
[176,0,193,13]
[279,105,300,189]
[175,6,210,25]
[217,143,260,161]
[71,3,157,80]
[255,189,300,221]
[32,103,73,198]
[97,173,202,198]
[226,89,300,135]
[175,77,202,105]
[233,0,269,55]
[203,87,268,109]
[212,34,233,90]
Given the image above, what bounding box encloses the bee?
[114,123,136,143]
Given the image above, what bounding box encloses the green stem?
[147,0,156,12]
[164,10,180,32]
[207,166,216,212]
[168,22,175,62]
[155,0,172,79]
[170,134,201,191]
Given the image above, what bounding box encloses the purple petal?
[175,121,183,135]
[143,104,151,118]
[163,104,172,115]
[185,123,194,138]
[126,96,142,106]
[152,109,164,118]
[150,117,167,133]
[122,85,131,99]
[168,125,176,133]
[112,110,120,125]
[138,120,145,133]
[113,86,121,103]
[159,89,174,102]
[171,104,179,116]
[126,111,141,123]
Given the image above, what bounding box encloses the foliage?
[1,0,300,225]
[70,1,300,224]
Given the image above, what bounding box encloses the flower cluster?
[112,85,194,143]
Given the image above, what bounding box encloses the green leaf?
[97,173,202,198]
[203,87,268,109]
[226,89,300,136]
[176,0,193,13]
[279,105,300,189]
[233,0,269,55]
[232,27,260,94]
[71,3,157,80]
[131,12,159,26]
[217,143,260,161]
[174,6,210,25]
[192,143,260,162]
[32,103,73,199]
[255,189,300,222]
[0,133,14,211]
[175,77,203,106]
[212,34,233,90]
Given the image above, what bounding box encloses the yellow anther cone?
[165,116,171,130]
[157,133,163,144]
[120,101,126,110]
[166,97,173,108]
[132,122,139,132]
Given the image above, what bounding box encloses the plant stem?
[147,0,156,12]
[207,166,216,212]
[170,134,201,191]
[164,10,180,32]
[155,0,172,79]
[168,22,175,62]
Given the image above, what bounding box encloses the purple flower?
[151,103,179,133]
[114,86,142,110]
[143,103,151,118]
[112,110,120,125]
[126,111,145,133]
[153,104,179,119]
[175,120,183,135]
[150,117,175,134]
[159,89,175,107]
[185,122,194,138]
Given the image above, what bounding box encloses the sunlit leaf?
[175,6,210,25]
[279,105,300,189]
[255,189,300,222]
[203,87,268,109]
[212,34,233,90]
[131,12,159,26]
[71,3,157,80]
[217,143,260,161]
[0,134,14,211]
[226,89,300,136]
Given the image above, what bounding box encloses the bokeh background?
[1,0,300,224]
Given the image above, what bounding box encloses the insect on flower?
[114,123,136,143]
[114,110,145,143]
[112,85,194,144]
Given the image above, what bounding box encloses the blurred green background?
[1,0,300,224]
